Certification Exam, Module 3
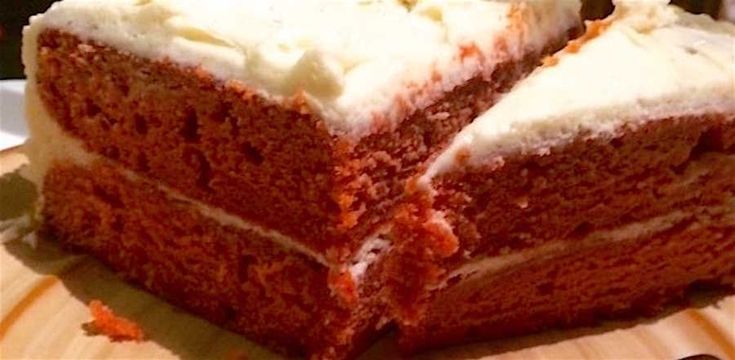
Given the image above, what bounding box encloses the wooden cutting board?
[1,146,734,360]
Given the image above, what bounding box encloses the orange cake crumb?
[541,55,560,67]
[224,349,250,360]
[87,300,144,342]
[565,19,612,54]
[543,19,612,67]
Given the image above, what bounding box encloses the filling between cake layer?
[433,201,735,290]
[21,80,391,282]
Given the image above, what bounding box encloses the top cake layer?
[423,0,735,182]
[23,0,580,137]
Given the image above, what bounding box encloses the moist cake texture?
[21,0,581,358]
[21,0,735,357]
[388,0,735,352]
[24,0,581,261]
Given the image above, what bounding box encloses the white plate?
[0,80,28,150]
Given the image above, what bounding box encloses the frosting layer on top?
[23,0,580,137]
[423,0,735,182]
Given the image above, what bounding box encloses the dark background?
[1,0,57,79]
[0,0,725,79]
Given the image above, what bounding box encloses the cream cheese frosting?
[422,0,735,182]
[23,0,580,138]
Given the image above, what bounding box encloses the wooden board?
[1,146,733,360]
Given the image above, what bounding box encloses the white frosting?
[23,0,580,137]
[21,83,95,189]
[348,235,391,281]
[423,1,735,181]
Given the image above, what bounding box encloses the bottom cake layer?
[398,202,735,352]
[40,159,387,359]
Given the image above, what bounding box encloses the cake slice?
[21,0,581,358]
[389,0,735,352]
[23,0,580,262]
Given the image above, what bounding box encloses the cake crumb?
[541,55,559,67]
[86,300,144,342]
[454,147,471,166]
[544,19,613,67]
[565,19,612,54]
[224,349,250,360]
[328,269,359,306]
[514,196,530,209]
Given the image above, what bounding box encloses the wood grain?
[1,147,733,360]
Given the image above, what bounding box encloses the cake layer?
[25,26,578,261]
[398,204,735,353]
[389,114,735,319]
[41,159,388,359]
[24,0,581,137]
[421,114,734,259]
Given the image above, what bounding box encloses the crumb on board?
[86,299,145,342]
[224,349,250,360]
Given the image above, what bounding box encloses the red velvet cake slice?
[23,0,581,262]
[389,0,735,353]
[21,0,581,358]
